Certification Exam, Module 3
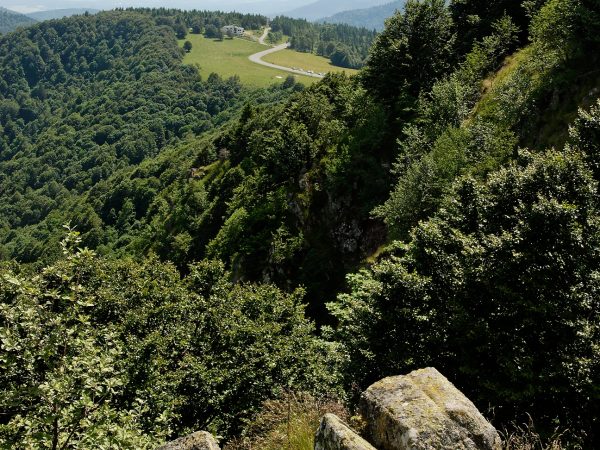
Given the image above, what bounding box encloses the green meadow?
[262,48,359,76]
[180,34,317,88]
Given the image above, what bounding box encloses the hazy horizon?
[0,0,319,15]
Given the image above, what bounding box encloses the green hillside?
[180,34,317,87]
[26,8,100,21]
[0,6,36,34]
[1,1,599,449]
[261,48,359,76]
[320,1,405,30]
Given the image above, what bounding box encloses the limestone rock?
[315,413,377,450]
[156,431,220,450]
[359,367,502,450]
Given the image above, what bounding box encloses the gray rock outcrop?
[156,431,220,450]
[359,367,502,450]
[315,413,377,450]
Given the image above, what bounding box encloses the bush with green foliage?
[530,0,600,58]
[375,0,600,239]
[266,30,283,44]
[205,24,223,39]
[0,231,343,447]
[372,14,520,238]
[0,232,162,449]
[328,105,600,443]
[450,0,544,53]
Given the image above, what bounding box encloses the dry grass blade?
[224,392,348,450]
[501,415,568,450]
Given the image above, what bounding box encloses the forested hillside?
[25,9,101,21]
[320,1,405,31]
[271,16,377,68]
[1,0,599,448]
[0,7,36,34]
[0,10,291,263]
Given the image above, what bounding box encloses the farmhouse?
[221,25,244,36]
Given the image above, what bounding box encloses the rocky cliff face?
[315,367,501,450]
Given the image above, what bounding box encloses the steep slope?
[320,1,405,30]
[332,0,600,444]
[119,75,392,319]
[1,0,600,447]
[1,5,390,315]
[283,0,392,21]
[0,7,36,34]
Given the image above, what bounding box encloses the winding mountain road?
[248,28,325,79]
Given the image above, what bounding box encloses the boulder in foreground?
[359,367,501,450]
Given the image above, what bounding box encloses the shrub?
[0,232,343,446]
[330,148,600,442]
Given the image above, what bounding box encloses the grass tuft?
[501,416,571,450]
[224,392,348,450]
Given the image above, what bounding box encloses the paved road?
[248,42,325,79]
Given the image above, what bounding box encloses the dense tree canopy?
[128,74,391,318]
[450,0,540,53]
[329,142,600,442]
[0,11,290,263]
[361,0,456,112]
[330,0,600,443]
[271,16,377,69]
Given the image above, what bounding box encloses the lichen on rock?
[358,367,502,450]
[315,413,377,450]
